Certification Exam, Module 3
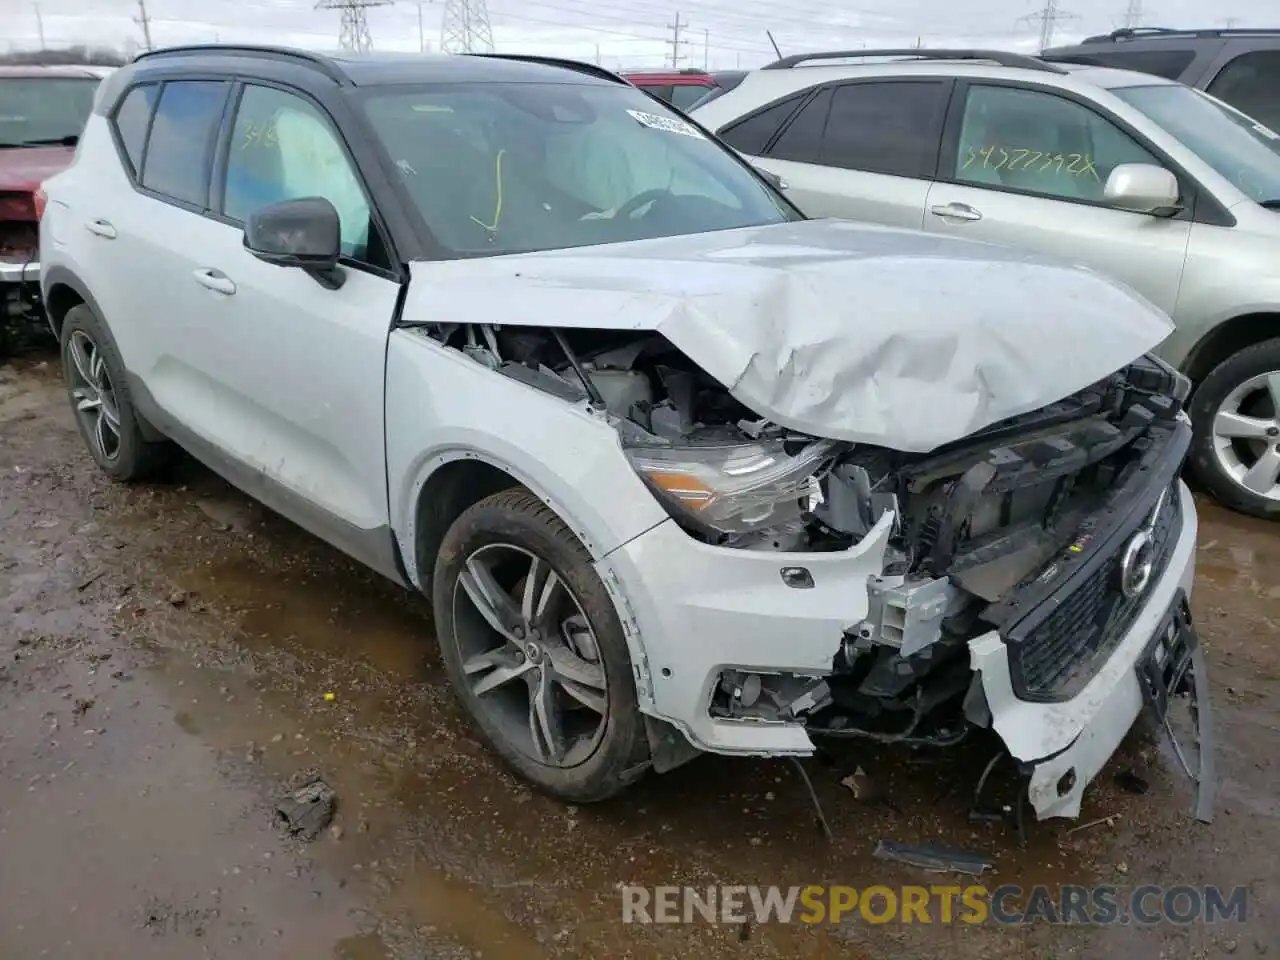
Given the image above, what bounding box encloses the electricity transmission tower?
[316,0,392,54]
[1018,0,1078,50]
[134,0,154,51]
[439,0,494,53]
[1121,0,1144,29]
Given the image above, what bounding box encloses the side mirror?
[755,166,789,192]
[244,197,344,287]
[1104,163,1181,217]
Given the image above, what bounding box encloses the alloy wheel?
[450,543,609,767]
[66,330,122,463]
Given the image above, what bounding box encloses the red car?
[622,68,746,111]
[1,65,101,353]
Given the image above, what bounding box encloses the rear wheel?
[432,488,649,802]
[1188,338,1280,519]
[60,304,175,481]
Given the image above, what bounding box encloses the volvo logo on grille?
[1118,529,1155,599]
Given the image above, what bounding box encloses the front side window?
[141,80,229,207]
[1206,50,1280,137]
[1114,83,1280,205]
[0,77,100,147]
[361,82,798,258]
[953,84,1160,204]
[820,80,949,177]
[222,84,372,261]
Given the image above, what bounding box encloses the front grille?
[1007,482,1182,702]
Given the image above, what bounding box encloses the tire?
[432,488,650,802]
[1187,337,1280,520]
[60,303,176,481]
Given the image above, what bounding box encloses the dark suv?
[1043,27,1280,133]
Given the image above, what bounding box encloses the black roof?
[126,44,626,88]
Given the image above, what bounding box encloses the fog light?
[780,566,814,589]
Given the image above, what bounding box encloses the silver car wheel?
[1211,370,1280,502]
[451,543,609,768]
[67,329,122,463]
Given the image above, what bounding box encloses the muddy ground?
[1,353,1276,960]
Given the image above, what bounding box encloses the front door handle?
[85,219,117,239]
[193,268,237,296]
[929,202,983,222]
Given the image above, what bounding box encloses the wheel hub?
[1210,370,1280,502]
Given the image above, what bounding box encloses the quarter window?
[953,84,1161,205]
[820,81,949,177]
[1207,51,1280,135]
[113,83,158,176]
[141,80,229,207]
[767,88,832,164]
[718,93,807,156]
[222,84,373,262]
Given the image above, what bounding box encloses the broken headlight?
[624,438,837,535]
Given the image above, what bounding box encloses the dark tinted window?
[768,88,832,163]
[0,77,99,146]
[112,84,157,176]
[636,83,674,104]
[1048,48,1195,80]
[141,81,229,206]
[669,83,711,111]
[821,81,948,177]
[718,93,807,155]
[1207,50,1280,134]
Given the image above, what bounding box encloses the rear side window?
[718,93,807,155]
[141,80,229,207]
[1207,51,1280,134]
[636,84,674,104]
[112,84,158,176]
[768,88,832,164]
[1050,48,1196,81]
[669,83,711,111]
[821,80,949,178]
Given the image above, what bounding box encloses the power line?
[440,0,494,52]
[316,0,392,54]
[1017,0,1078,50]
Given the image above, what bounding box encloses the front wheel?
[1188,338,1280,520]
[432,488,650,802]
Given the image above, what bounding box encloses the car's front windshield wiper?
[1260,199,1280,210]
[2,135,79,147]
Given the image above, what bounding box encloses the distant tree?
[0,46,126,67]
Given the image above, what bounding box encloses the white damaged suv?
[40,46,1211,820]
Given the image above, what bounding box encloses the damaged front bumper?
[602,475,1207,822]
[970,480,1204,820]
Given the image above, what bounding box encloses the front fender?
[383,327,669,587]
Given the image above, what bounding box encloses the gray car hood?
[407,218,1174,452]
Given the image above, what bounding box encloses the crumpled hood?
[408,218,1174,452]
[0,146,74,192]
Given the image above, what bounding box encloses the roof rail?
[761,49,1068,74]
[463,53,630,85]
[1083,26,1280,43]
[131,44,348,83]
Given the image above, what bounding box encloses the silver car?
[694,50,1280,519]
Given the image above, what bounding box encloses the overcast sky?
[1,0,1273,70]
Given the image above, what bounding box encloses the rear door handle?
[929,202,983,222]
[85,219,117,239]
[193,268,237,296]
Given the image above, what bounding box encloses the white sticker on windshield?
[626,109,705,139]
[1253,122,1280,141]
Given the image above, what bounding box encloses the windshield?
[0,77,100,147]
[1113,83,1280,205]
[360,82,798,257]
